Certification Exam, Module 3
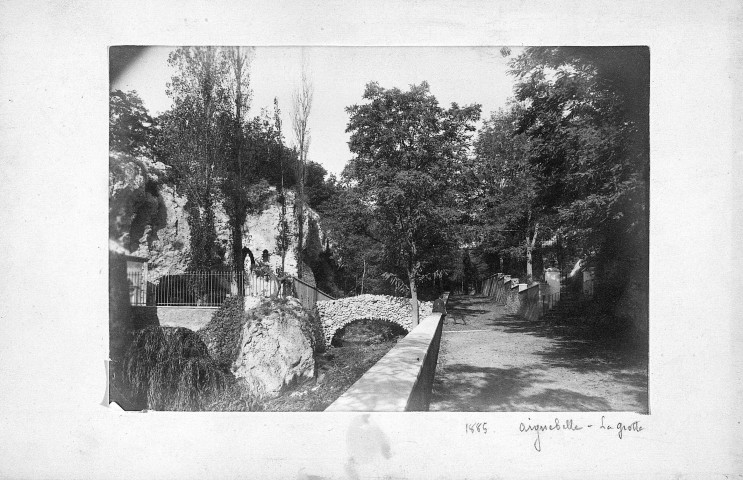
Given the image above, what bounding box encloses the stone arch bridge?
[316,294,433,347]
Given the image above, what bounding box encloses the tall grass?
[124,326,230,411]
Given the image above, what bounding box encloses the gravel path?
[429,295,648,412]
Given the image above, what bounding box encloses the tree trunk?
[297,189,304,278]
[361,258,366,295]
[526,233,533,282]
[408,270,420,327]
[232,219,245,294]
[526,222,539,283]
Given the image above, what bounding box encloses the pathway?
[429,295,648,412]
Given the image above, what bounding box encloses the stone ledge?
[132,306,218,331]
[325,313,444,412]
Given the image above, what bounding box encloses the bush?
[199,296,250,368]
[301,306,326,354]
[123,326,230,411]
[332,319,407,347]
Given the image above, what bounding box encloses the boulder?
[231,297,316,399]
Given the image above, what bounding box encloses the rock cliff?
[110,151,322,280]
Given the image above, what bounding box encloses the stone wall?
[517,284,541,322]
[316,294,433,347]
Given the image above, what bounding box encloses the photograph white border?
[0,1,740,478]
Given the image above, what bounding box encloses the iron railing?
[292,276,335,311]
[125,270,281,307]
[126,260,148,306]
[126,267,336,308]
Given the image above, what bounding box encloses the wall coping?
[325,313,444,412]
[518,283,541,294]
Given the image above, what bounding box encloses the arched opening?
[330,318,408,347]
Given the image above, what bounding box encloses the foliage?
[380,271,411,296]
[291,68,314,279]
[332,318,407,347]
[213,47,273,272]
[508,47,649,297]
[302,217,323,267]
[471,106,543,279]
[123,326,230,411]
[109,89,159,158]
[320,182,386,295]
[157,47,227,270]
[305,163,338,210]
[198,296,250,368]
[201,378,262,411]
[261,342,397,412]
[466,47,649,305]
[339,81,480,321]
[108,152,168,251]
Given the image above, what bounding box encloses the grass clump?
[124,326,230,411]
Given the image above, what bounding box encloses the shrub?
[123,326,229,411]
[198,296,250,368]
[301,306,326,353]
[332,319,406,347]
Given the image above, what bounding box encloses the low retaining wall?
[131,306,218,331]
[325,312,444,412]
[517,283,541,321]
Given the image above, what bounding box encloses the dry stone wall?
[316,294,433,347]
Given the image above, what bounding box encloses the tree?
[291,67,314,279]
[305,162,337,210]
[508,47,649,303]
[321,182,385,295]
[271,98,292,277]
[109,89,159,158]
[158,47,229,271]
[345,82,480,325]
[215,47,273,279]
[473,106,543,281]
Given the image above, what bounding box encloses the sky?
[111,46,522,177]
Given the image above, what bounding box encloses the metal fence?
[292,276,335,311]
[125,270,281,307]
[126,260,148,306]
[126,267,335,308]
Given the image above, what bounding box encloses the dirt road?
[429,295,648,412]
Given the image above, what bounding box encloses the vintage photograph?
[108,46,649,413]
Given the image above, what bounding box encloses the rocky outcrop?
[228,297,317,399]
[109,152,169,255]
[126,184,321,280]
[316,294,434,347]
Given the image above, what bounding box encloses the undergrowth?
[261,342,397,411]
[198,296,250,368]
[123,326,231,411]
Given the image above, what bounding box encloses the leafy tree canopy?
[109,89,158,158]
[336,81,480,322]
